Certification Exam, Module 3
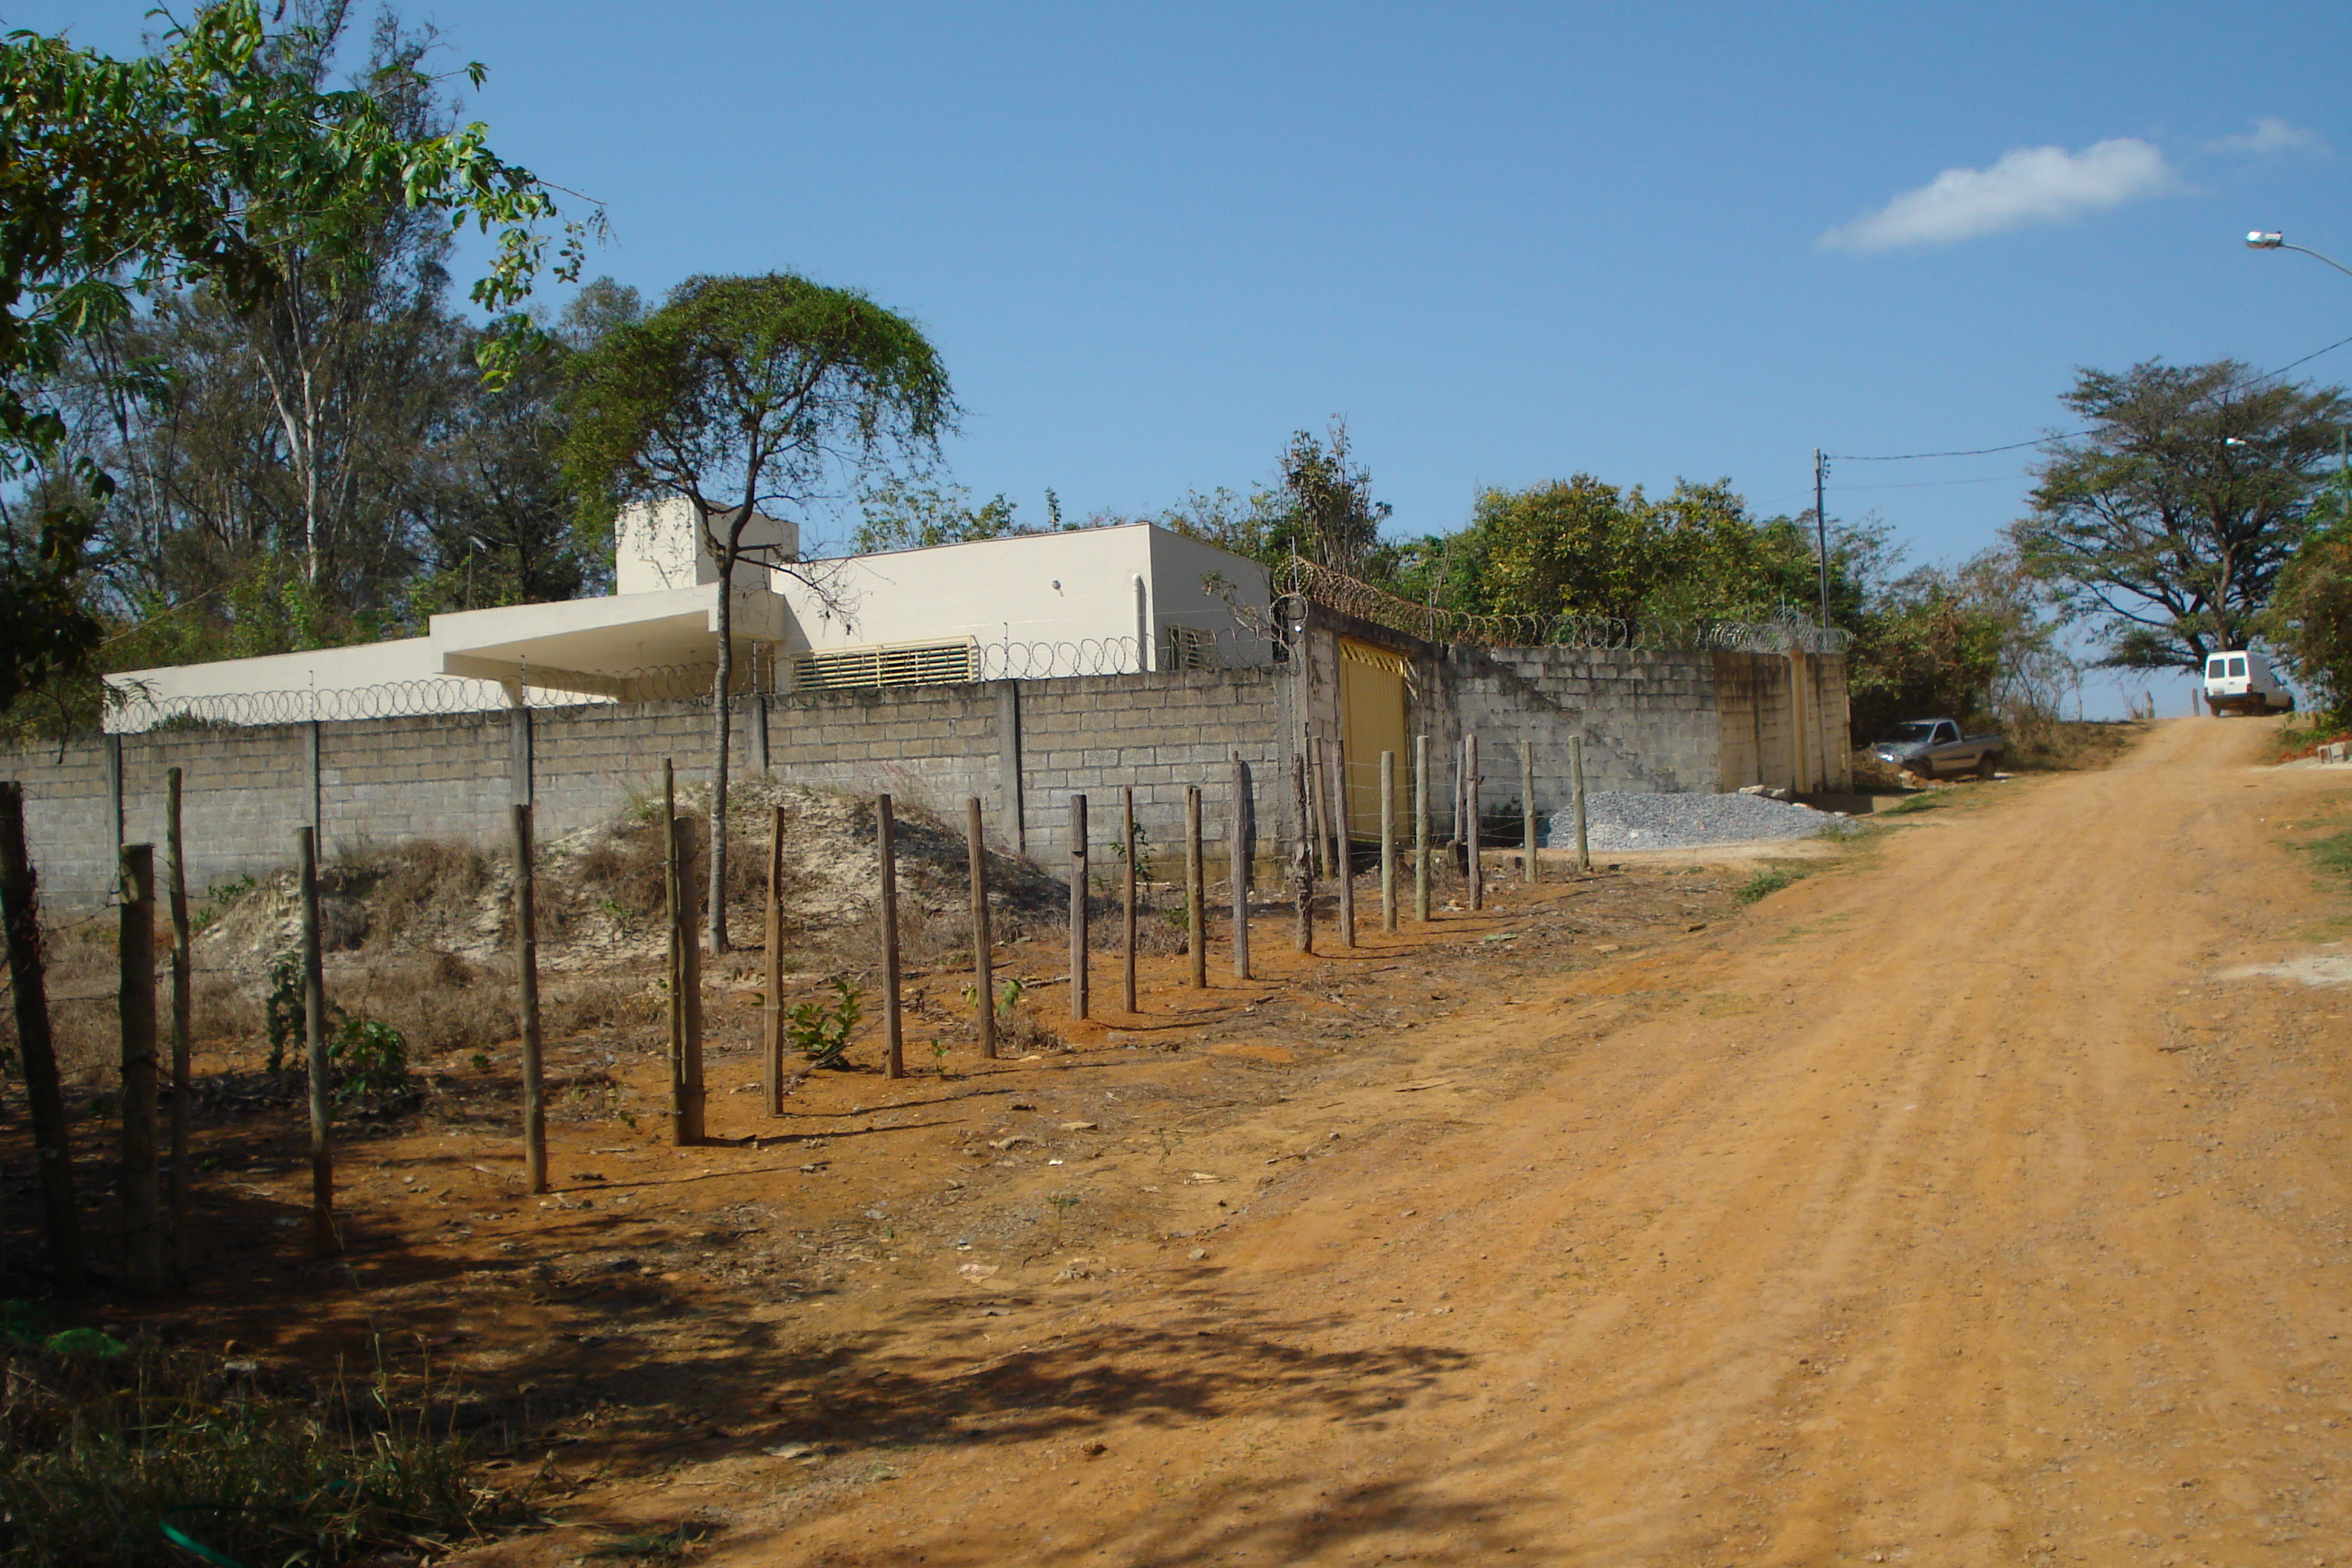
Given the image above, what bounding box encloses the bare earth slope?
[712,717,2352,1566]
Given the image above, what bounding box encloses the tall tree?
[2265,452,2352,719]
[1277,418,1390,575]
[0,0,586,708]
[560,273,954,949]
[2014,359,2349,669]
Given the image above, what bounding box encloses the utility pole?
[1814,447,1831,629]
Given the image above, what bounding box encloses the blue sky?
[14,2,2352,707]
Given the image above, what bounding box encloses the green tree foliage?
[1148,485,1292,564]
[560,271,955,948]
[1276,419,1390,574]
[2014,358,2349,671]
[0,0,586,712]
[2266,463,2352,721]
[1142,422,1392,577]
[1400,475,1858,626]
[1843,549,2068,740]
[852,473,1026,553]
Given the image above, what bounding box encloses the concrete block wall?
[1018,669,1282,875]
[1,636,1844,909]
[534,703,710,841]
[750,683,1004,841]
[1807,655,1854,791]
[321,710,518,858]
[21,734,130,910]
[1715,653,1793,792]
[2,667,1289,910]
[1449,645,1724,828]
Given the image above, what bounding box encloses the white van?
[2203,649,2295,715]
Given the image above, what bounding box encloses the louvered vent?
[786,639,978,692]
[1163,625,1220,671]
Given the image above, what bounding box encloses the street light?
[2245,230,2352,281]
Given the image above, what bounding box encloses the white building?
[103,501,1272,730]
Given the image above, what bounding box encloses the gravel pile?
[1547,791,1851,852]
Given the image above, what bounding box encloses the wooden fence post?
[1121,786,1138,1014]
[879,794,904,1077]
[1229,756,1251,980]
[297,827,336,1256]
[512,804,546,1195]
[1305,733,1328,878]
[1522,740,1539,885]
[165,768,191,1275]
[1184,784,1207,988]
[1466,733,1483,911]
[664,762,685,1141]
[1290,753,1314,954]
[678,817,704,1141]
[118,843,164,1292]
[1380,750,1396,932]
[0,783,83,1293]
[765,804,786,1109]
[1331,735,1355,949]
[1451,736,1468,877]
[1413,735,1430,924]
[1067,794,1089,1020]
[1570,733,1591,874]
[967,797,996,1059]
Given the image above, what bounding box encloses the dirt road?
[691,717,2352,1566]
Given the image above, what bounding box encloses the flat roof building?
[103,502,1272,730]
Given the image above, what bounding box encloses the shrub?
[785,978,864,1068]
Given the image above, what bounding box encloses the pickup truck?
[1871,719,2004,779]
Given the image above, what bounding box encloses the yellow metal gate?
[1338,637,1410,840]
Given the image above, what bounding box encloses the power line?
[2251,329,2352,384]
[1834,473,2030,492]
[1829,434,2066,462]
[1825,328,2352,466]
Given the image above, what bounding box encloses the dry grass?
[1847,718,2148,786]
[2272,716,2352,763]
[0,789,1091,1099]
[1847,750,1909,792]
[325,838,497,950]
[7,915,127,1089]
[0,1326,532,1568]
[2004,717,2148,772]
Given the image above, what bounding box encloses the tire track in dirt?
[657,719,2352,1566]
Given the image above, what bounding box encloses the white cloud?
[1817,138,2179,253]
[2205,117,2330,158]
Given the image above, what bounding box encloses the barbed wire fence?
[96,561,1846,735]
[1277,557,1851,656]
[101,629,1282,733]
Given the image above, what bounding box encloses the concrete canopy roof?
[430,583,792,698]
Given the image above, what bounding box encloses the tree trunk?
[0,783,85,1293]
[707,498,756,953]
[710,586,733,952]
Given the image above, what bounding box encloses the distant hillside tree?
[2014,358,2348,670]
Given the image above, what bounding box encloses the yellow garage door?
[1338,637,1410,840]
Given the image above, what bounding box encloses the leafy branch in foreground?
[0,0,597,708]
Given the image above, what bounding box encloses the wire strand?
[1827,328,2352,463]
[1830,433,2076,462]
